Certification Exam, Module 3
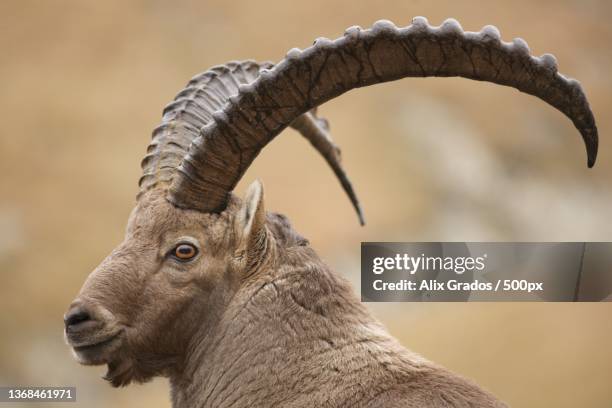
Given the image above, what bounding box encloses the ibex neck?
[169,246,402,408]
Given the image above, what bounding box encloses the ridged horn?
[138,60,361,220]
[168,17,599,220]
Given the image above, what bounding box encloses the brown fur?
[65,183,506,407]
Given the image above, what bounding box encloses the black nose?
[64,306,92,330]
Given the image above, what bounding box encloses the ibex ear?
[236,180,267,265]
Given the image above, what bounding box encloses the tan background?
[1,1,611,407]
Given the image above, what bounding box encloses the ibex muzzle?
[66,17,597,407]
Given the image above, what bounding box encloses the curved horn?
[138,60,358,212]
[168,17,599,219]
[292,108,365,225]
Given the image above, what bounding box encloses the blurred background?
[1,0,611,406]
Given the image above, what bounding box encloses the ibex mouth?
[71,330,123,366]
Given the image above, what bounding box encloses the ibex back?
[65,17,598,408]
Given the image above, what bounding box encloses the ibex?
[65,18,597,407]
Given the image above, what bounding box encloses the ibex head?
[64,18,598,387]
[64,181,272,386]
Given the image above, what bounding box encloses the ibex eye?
[172,243,198,261]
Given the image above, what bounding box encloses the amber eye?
[172,243,198,261]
